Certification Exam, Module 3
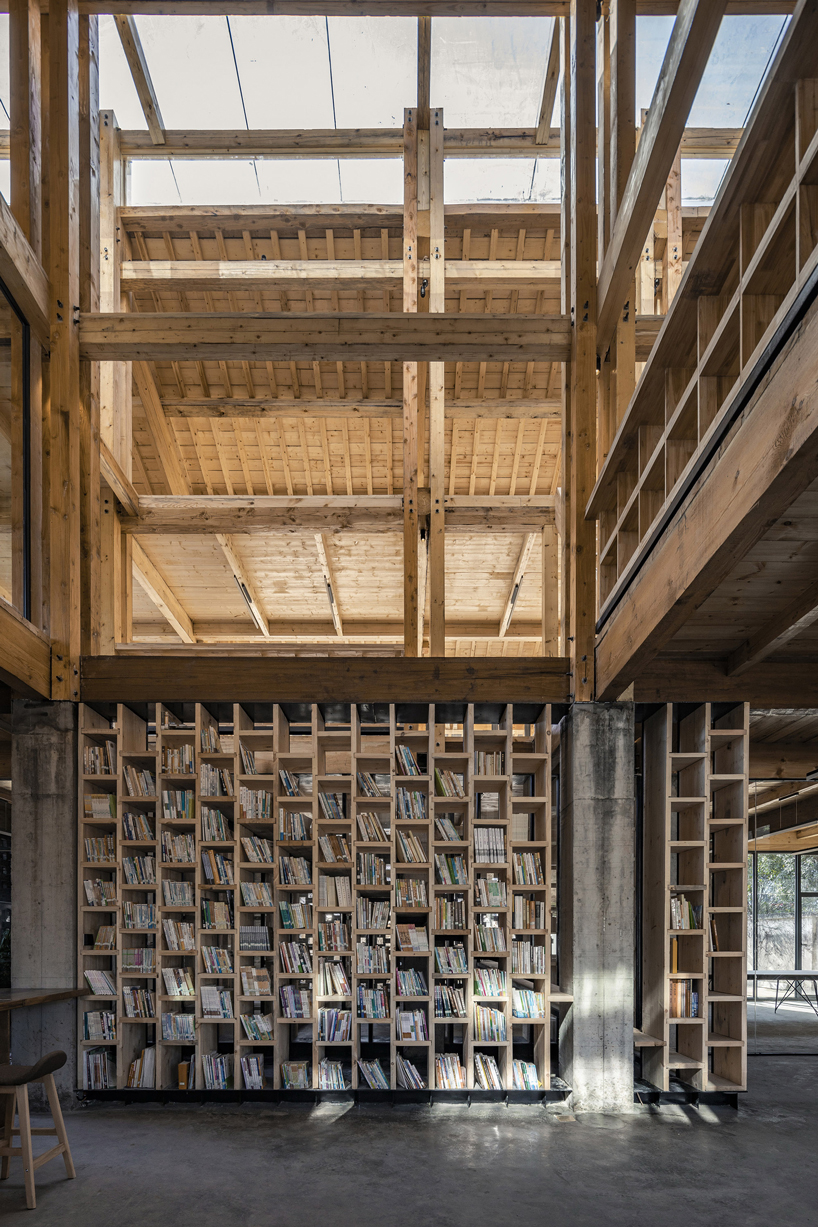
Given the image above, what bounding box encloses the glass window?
[756,852,796,970]
[0,284,29,616]
[801,854,818,971]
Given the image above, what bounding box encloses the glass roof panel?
[135,16,246,129]
[446,158,537,204]
[326,17,417,128]
[99,15,146,129]
[432,17,555,129]
[226,16,334,129]
[0,17,9,131]
[340,160,403,204]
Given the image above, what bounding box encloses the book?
[318,1008,352,1041]
[396,1054,425,1089]
[161,744,194,774]
[83,1048,115,1090]
[241,834,274,864]
[83,1010,116,1041]
[397,1008,428,1041]
[474,827,506,865]
[162,1013,196,1041]
[241,1055,265,1090]
[357,1058,389,1089]
[200,986,233,1019]
[280,986,312,1018]
[163,967,195,996]
[512,1059,541,1090]
[357,811,388,842]
[84,835,116,863]
[240,1013,274,1041]
[122,811,154,841]
[122,986,155,1018]
[396,968,428,997]
[318,1059,346,1090]
[85,793,117,821]
[434,985,467,1018]
[474,1052,503,1090]
[241,967,272,996]
[435,1053,466,1089]
[356,942,389,975]
[281,1061,309,1089]
[127,1046,156,1089]
[161,831,195,863]
[202,945,234,973]
[278,810,310,841]
[201,809,232,842]
[240,788,273,823]
[203,1052,233,1090]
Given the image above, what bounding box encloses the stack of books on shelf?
[241,968,272,997]
[319,793,346,822]
[670,980,699,1018]
[474,828,505,864]
[124,766,156,798]
[280,942,312,974]
[84,879,116,907]
[397,1009,428,1040]
[162,832,195,863]
[200,764,233,797]
[241,1055,265,1090]
[396,790,427,821]
[320,961,351,996]
[474,924,507,953]
[511,985,546,1018]
[357,1058,389,1089]
[161,745,194,774]
[85,835,116,863]
[242,835,274,864]
[122,986,155,1018]
[84,741,116,775]
[396,1054,425,1089]
[240,925,271,951]
[239,744,257,775]
[123,902,156,930]
[512,1059,541,1090]
[162,967,195,996]
[474,1053,503,1090]
[357,984,389,1018]
[474,966,507,996]
[475,875,506,907]
[395,747,422,776]
[201,810,232,842]
[163,919,195,950]
[162,881,193,907]
[318,1059,347,1090]
[240,787,274,821]
[162,1013,196,1041]
[318,920,350,951]
[240,1013,274,1041]
[435,1054,466,1089]
[83,1010,116,1040]
[475,751,504,775]
[670,894,703,930]
[83,1048,115,1090]
[396,830,426,864]
[319,875,351,907]
[201,987,234,1019]
[122,855,155,885]
[512,897,545,929]
[397,968,428,997]
[240,881,274,908]
[356,898,390,929]
[318,1007,352,1040]
[396,924,429,952]
[434,943,468,975]
[511,941,547,974]
[280,856,312,886]
[512,852,544,885]
[357,772,385,797]
[395,877,427,906]
[357,854,389,886]
[435,897,466,930]
[93,925,116,950]
[435,853,467,885]
[434,768,465,798]
[203,1053,232,1090]
[122,948,155,971]
[279,811,310,840]
[434,816,462,842]
[278,769,304,796]
[279,899,312,929]
[356,942,389,974]
[280,986,312,1018]
[474,1005,506,1041]
[434,985,466,1018]
[85,793,116,821]
[200,726,222,753]
[357,812,387,842]
[202,946,233,973]
[162,790,193,822]
[318,832,351,863]
[281,1061,309,1089]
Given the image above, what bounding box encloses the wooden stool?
[0,1051,75,1209]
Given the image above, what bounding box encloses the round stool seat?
[0,1051,67,1087]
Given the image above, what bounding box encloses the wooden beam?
[131,617,551,640]
[728,577,818,677]
[99,110,132,477]
[0,193,49,346]
[119,258,562,291]
[9,0,42,258]
[113,14,164,144]
[131,537,195,643]
[314,532,343,636]
[79,311,573,362]
[100,442,139,516]
[0,599,51,697]
[80,654,572,705]
[428,105,445,658]
[131,360,188,494]
[750,742,818,781]
[632,659,818,708]
[499,532,537,638]
[535,18,561,144]
[121,494,556,535]
[416,16,431,130]
[596,0,727,352]
[596,295,818,700]
[215,533,270,637]
[542,521,560,653]
[160,397,562,420]
[0,2,795,15]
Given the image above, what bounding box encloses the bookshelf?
[641,702,749,1094]
[78,702,556,1094]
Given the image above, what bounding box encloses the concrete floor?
[748,993,818,1054]
[1,1059,817,1225]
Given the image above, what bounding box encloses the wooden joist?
[160,397,562,420]
[632,660,818,708]
[498,532,538,638]
[120,494,556,535]
[131,538,195,643]
[749,742,818,780]
[80,654,572,704]
[596,0,727,352]
[215,533,270,637]
[728,577,818,676]
[120,258,562,291]
[79,311,573,362]
[131,618,550,641]
[0,191,49,346]
[113,14,164,144]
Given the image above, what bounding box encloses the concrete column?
[559,701,635,1112]
[11,700,78,1105]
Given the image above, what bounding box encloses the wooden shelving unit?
[78,701,555,1093]
[641,702,749,1093]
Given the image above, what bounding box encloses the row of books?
[318,920,349,951]
[435,854,467,885]
[358,854,388,885]
[475,751,505,776]
[123,855,155,885]
[280,856,311,885]
[123,811,154,841]
[127,1046,155,1089]
[202,849,233,885]
[85,835,115,863]
[280,987,312,1018]
[396,878,427,906]
[396,1055,425,1089]
[512,897,546,930]
[318,1007,351,1040]
[474,923,507,953]
[279,900,311,929]
[474,828,505,864]
[83,1010,116,1040]
[161,746,194,775]
[241,881,273,908]
[202,809,232,842]
[163,790,194,822]
[200,725,222,753]
[242,834,274,864]
[84,741,116,775]
[434,768,465,798]
[123,987,154,1018]
[123,948,154,971]
[396,924,428,952]
[240,788,272,822]
[356,942,389,974]
[357,811,388,842]
[356,898,389,929]
[201,987,233,1019]
[200,764,233,797]
[85,793,116,821]
[475,875,506,906]
[318,833,351,863]
[434,985,466,1018]
[162,832,195,863]
[397,1008,428,1040]
[357,771,386,798]
[84,879,116,906]
[163,1012,196,1041]
[319,793,346,822]
[434,943,468,974]
[396,830,426,864]
[279,812,310,841]
[512,852,545,886]
[319,875,352,907]
[280,941,312,974]
[511,987,546,1019]
[474,1005,507,1041]
[124,766,156,797]
[357,985,389,1018]
[395,790,427,821]
[395,746,422,776]
[123,903,156,929]
[397,968,427,996]
[434,816,462,842]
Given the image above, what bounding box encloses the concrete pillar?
[11,700,78,1105]
[559,701,635,1112]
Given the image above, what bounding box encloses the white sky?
[0,12,789,207]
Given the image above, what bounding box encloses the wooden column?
[48,0,81,699]
[79,13,101,656]
[542,523,560,655]
[559,14,572,664]
[99,109,131,476]
[569,0,597,701]
[428,106,445,657]
[596,10,611,263]
[610,0,637,456]
[662,149,683,311]
[402,107,419,657]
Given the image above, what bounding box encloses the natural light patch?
[227,16,335,128]
[637,15,788,126]
[99,15,146,129]
[134,16,246,128]
[432,17,555,129]
[339,160,403,203]
[255,160,341,204]
[446,158,539,204]
[682,158,730,207]
[128,159,179,206]
[325,18,417,128]
[170,158,262,205]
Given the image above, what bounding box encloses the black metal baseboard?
[78,1082,571,1107]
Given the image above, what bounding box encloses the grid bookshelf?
[640,702,749,1093]
[78,702,555,1094]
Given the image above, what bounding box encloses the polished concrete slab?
[1,1058,816,1225]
